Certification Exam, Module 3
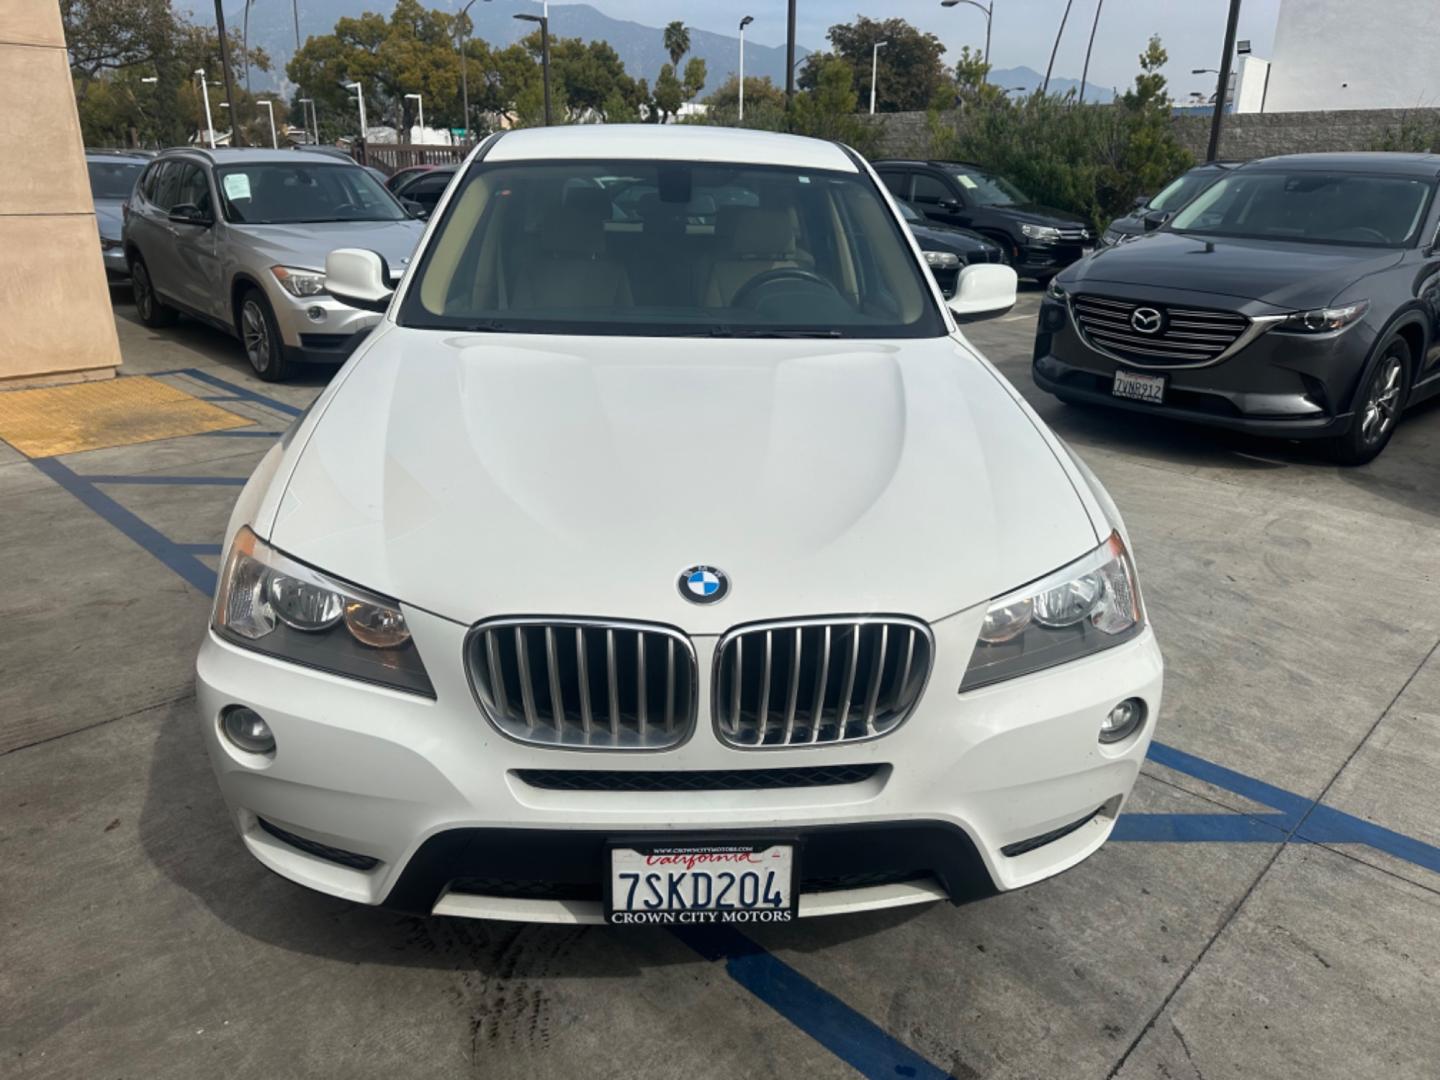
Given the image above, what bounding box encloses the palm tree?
[664,21,690,68]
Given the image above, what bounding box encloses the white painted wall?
[1265,0,1440,111]
[1232,56,1270,114]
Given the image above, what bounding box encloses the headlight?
[1045,279,1068,302]
[1021,224,1062,243]
[213,526,434,696]
[270,265,328,298]
[1101,228,1124,247]
[923,250,961,270]
[1276,300,1369,334]
[961,532,1144,691]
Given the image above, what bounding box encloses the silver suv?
[122,148,424,380]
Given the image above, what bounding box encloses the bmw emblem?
[678,565,729,605]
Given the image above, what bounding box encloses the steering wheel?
[1332,225,1390,244]
[731,267,840,308]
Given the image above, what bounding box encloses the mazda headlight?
[213,526,434,696]
[1101,228,1125,247]
[1276,300,1368,334]
[961,532,1144,691]
[1045,279,1068,302]
[924,250,962,270]
[1021,224,1061,243]
[270,265,328,298]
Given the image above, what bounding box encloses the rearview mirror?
[947,263,1018,321]
[1142,209,1171,233]
[325,248,395,314]
[168,203,212,227]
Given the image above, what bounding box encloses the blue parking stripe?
[31,458,217,596]
[178,543,223,556]
[1112,812,1288,843]
[205,429,283,438]
[170,368,304,417]
[1297,804,1440,874]
[674,924,956,1080]
[82,474,247,486]
[1146,741,1311,824]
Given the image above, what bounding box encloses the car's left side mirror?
[946,263,1018,321]
[402,198,430,221]
[1142,209,1171,232]
[325,248,395,314]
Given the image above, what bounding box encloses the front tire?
[239,289,290,382]
[129,255,177,328]
[1328,336,1410,466]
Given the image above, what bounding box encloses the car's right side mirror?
[326,248,395,314]
[947,263,1018,321]
[1142,209,1171,232]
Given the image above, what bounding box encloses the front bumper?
[196,607,1163,924]
[1032,295,1372,438]
[267,285,382,365]
[1013,240,1089,278]
[101,244,128,280]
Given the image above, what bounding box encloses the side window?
[878,171,910,199]
[912,173,955,207]
[151,162,182,211]
[406,172,452,212]
[138,162,160,202]
[173,163,213,214]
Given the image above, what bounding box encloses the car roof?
[872,159,988,170]
[484,124,858,173]
[154,146,366,168]
[1240,151,1440,177]
[85,150,151,162]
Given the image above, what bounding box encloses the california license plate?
[605,842,796,925]
[1112,369,1166,404]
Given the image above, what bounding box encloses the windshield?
[1148,168,1221,212]
[214,163,406,224]
[949,168,1030,207]
[399,160,944,338]
[1168,170,1434,247]
[88,161,145,200]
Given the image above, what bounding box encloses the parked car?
[196,124,1160,928]
[86,151,149,281]
[392,165,456,218]
[894,199,1006,297]
[874,159,1092,282]
[1098,161,1237,247]
[385,163,439,192]
[122,147,425,380]
[1033,152,1440,464]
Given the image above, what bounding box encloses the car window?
[214,163,406,224]
[948,168,1030,208]
[403,171,455,211]
[172,163,213,214]
[1169,170,1435,247]
[401,159,945,339]
[150,161,183,211]
[878,171,910,199]
[1148,168,1219,213]
[912,173,954,206]
[87,161,145,200]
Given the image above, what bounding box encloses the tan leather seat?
[510,202,633,310]
[701,207,809,308]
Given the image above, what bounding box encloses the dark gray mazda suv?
[1033,153,1440,463]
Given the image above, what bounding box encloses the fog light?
[222,706,275,754]
[1100,698,1146,744]
[306,305,326,321]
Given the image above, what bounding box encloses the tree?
[663,21,690,68]
[701,74,785,127]
[1122,35,1170,110]
[61,0,174,80]
[652,57,706,123]
[543,35,646,123]
[801,16,946,112]
[787,58,879,155]
[951,45,1005,108]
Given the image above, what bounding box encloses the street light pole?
[195,69,216,148]
[738,15,753,122]
[259,99,277,146]
[1206,0,1243,161]
[212,0,243,144]
[1041,0,1075,95]
[298,96,315,144]
[242,0,253,96]
[939,0,993,81]
[785,0,796,108]
[869,41,888,115]
[345,80,367,157]
[1079,0,1104,103]
[513,12,552,126]
[405,92,424,142]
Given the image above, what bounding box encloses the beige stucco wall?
[0,0,122,385]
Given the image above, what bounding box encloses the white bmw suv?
[196,125,1163,926]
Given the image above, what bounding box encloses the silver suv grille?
[712,618,933,748]
[1072,294,1250,367]
[466,619,697,749]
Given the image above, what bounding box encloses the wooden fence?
[353,142,472,175]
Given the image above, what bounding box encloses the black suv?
[874,159,1092,281]
[1033,153,1440,464]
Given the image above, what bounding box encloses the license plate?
[1112,369,1166,404]
[605,842,796,926]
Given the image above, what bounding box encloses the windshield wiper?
[698,327,844,338]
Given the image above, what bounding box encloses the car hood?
[231,219,425,275]
[1067,230,1403,308]
[999,203,1089,228]
[910,221,997,253]
[270,331,1099,632]
[94,200,124,241]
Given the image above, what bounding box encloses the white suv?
[196,125,1162,926]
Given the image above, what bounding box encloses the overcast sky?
[580,0,1283,97]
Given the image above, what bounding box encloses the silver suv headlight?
[213,527,434,696]
[270,265,328,297]
[961,532,1144,691]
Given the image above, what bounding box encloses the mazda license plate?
[606,842,796,925]
[1112,369,1166,404]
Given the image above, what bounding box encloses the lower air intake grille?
[466,618,697,749]
[257,818,379,871]
[513,764,884,792]
[712,617,933,748]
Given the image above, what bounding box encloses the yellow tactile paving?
[0,376,250,458]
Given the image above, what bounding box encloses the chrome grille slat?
[1072,293,1249,368]
[467,619,696,749]
[713,617,933,749]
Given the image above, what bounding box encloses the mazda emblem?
[1131,307,1163,334]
